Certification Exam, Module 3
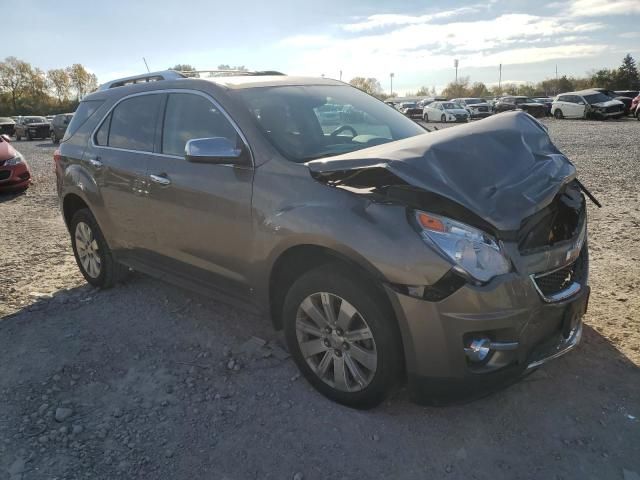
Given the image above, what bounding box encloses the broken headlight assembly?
[5,153,24,166]
[413,211,511,283]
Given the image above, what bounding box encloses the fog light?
[464,337,491,362]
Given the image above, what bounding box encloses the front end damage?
[307,111,597,403]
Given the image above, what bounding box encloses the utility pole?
[390,72,394,97]
[454,59,459,83]
[555,64,558,95]
[498,63,502,92]
[339,70,342,81]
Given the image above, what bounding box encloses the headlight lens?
[414,211,511,283]
[5,153,23,166]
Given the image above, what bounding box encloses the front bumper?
[468,110,492,119]
[0,164,31,191]
[385,262,589,405]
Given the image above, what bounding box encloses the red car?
[0,134,31,192]
[632,94,640,118]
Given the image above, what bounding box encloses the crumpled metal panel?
[307,111,576,232]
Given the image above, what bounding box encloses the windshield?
[584,93,614,104]
[235,85,425,162]
[24,117,47,124]
[401,102,417,108]
[514,98,534,105]
[441,102,459,109]
[463,98,483,105]
[0,117,14,123]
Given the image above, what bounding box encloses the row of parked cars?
[391,88,640,123]
[0,113,74,144]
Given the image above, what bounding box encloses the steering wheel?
[330,125,358,138]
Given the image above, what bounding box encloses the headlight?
[5,153,23,166]
[413,211,511,283]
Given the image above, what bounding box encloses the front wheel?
[441,114,447,123]
[283,265,403,409]
[70,208,128,288]
[554,109,564,119]
[51,132,59,144]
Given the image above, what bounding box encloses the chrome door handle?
[149,174,171,186]
[88,157,103,168]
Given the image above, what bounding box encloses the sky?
[7,0,640,94]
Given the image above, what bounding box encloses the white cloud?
[569,0,640,16]
[619,31,640,39]
[341,6,483,32]
[279,13,607,79]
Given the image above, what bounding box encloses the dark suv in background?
[15,116,50,140]
[50,113,74,144]
[56,70,591,408]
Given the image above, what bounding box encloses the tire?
[441,114,446,123]
[15,132,21,141]
[283,264,403,409]
[69,208,128,288]
[51,132,59,144]
[423,114,429,122]
[26,131,32,141]
[554,109,563,119]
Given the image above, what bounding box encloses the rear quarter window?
[62,100,104,141]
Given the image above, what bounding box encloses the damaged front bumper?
[384,246,589,405]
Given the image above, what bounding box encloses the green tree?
[441,77,470,98]
[67,64,97,100]
[349,77,382,96]
[616,54,639,89]
[47,68,71,104]
[0,57,32,114]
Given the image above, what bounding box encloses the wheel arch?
[62,193,90,231]
[268,244,391,332]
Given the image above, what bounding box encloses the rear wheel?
[283,265,403,409]
[554,109,564,119]
[70,208,128,288]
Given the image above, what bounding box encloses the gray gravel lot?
[0,118,639,480]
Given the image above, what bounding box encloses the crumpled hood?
[591,100,624,108]
[307,111,576,232]
[0,139,17,162]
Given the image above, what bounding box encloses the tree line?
[0,57,98,116]
[350,54,639,99]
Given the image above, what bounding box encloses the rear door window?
[108,94,162,151]
[161,93,238,156]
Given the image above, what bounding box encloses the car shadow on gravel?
[0,189,27,203]
[1,278,639,479]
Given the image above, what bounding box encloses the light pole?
[498,63,502,93]
[454,59,459,83]
[390,72,394,97]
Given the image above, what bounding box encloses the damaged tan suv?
[56,70,593,408]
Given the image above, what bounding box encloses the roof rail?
[97,70,187,91]
[175,69,285,77]
[98,69,286,91]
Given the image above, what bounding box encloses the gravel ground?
[0,118,639,480]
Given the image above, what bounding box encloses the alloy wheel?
[75,221,101,278]
[295,292,377,392]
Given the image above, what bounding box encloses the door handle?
[87,156,103,168]
[149,174,171,186]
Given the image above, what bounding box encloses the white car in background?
[552,90,625,120]
[422,101,470,123]
[451,98,492,119]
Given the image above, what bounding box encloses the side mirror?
[0,134,11,142]
[185,137,250,165]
